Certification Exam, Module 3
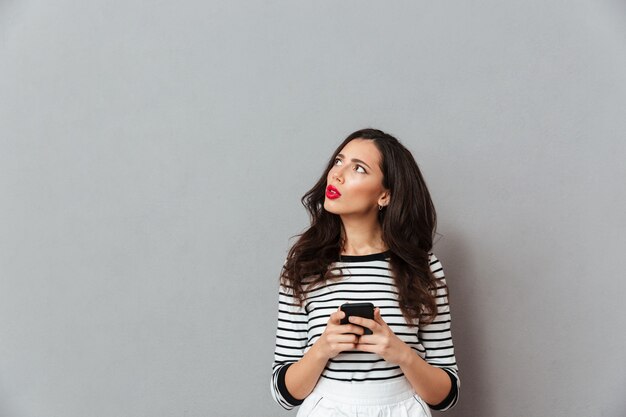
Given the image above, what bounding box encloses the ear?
[378,191,391,207]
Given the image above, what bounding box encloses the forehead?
[339,139,381,167]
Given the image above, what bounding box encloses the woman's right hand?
[316,307,365,360]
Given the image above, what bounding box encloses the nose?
[331,170,343,183]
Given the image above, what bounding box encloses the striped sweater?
[270,251,460,411]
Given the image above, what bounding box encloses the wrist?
[398,344,416,367]
[309,339,330,363]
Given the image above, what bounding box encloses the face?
[324,138,390,216]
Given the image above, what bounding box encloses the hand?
[349,307,412,366]
[316,307,366,360]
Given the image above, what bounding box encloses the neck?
[339,213,387,255]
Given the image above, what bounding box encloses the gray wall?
[1,1,625,416]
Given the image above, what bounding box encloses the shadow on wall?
[432,236,491,417]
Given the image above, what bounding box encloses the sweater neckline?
[338,249,392,262]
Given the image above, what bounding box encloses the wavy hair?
[280,128,441,326]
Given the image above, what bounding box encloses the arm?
[342,253,460,409]
[284,308,363,400]
[270,280,365,409]
[282,338,328,400]
[270,282,309,410]
[398,347,454,406]
[271,285,363,410]
[351,306,456,407]
[411,252,460,411]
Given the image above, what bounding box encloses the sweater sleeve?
[418,252,461,411]
[270,279,309,410]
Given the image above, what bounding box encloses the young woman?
[270,128,460,417]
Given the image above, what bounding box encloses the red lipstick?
[326,185,341,199]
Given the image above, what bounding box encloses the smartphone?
[339,302,374,335]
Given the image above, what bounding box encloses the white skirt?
[295,376,432,417]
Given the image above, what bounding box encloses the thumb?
[374,307,385,324]
[330,307,345,323]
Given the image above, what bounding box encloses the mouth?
[326,185,341,199]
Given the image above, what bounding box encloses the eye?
[334,158,367,174]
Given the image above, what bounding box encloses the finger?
[334,324,365,335]
[337,342,359,351]
[348,315,378,331]
[328,326,361,339]
[353,342,376,353]
[374,307,386,324]
[355,334,376,344]
[328,309,345,324]
[329,333,361,344]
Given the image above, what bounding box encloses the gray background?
[1,1,625,416]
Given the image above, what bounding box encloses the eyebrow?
[336,153,372,170]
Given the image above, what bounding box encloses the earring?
[378,204,384,211]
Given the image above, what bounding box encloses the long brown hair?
[280,128,441,326]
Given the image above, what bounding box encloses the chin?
[323,202,340,214]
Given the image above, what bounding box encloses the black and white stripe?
[270,252,460,411]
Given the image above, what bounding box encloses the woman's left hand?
[350,307,412,366]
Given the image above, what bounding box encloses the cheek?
[347,182,379,200]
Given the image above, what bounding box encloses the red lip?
[326,185,341,199]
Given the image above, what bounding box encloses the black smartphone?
[339,302,374,335]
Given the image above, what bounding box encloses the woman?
[270,128,460,417]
